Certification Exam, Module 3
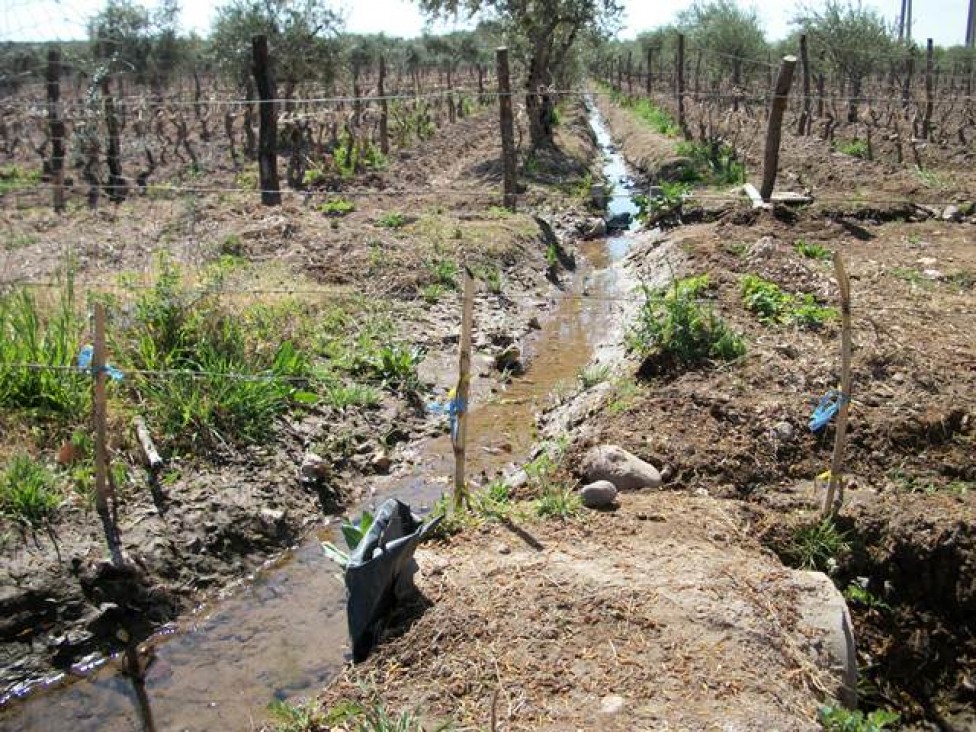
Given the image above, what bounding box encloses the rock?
[600,695,626,715]
[300,452,329,482]
[527,316,542,330]
[942,205,962,222]
[605,211,632,231]
[580,480,618,509]
[260,508,285,525]
[748,235,778,260]
[792,570,858,709]
[581,445,661,491]
[496,543,511,555]
[917,256,938,267]
[921,268,944,280]
[660,464,674,483]
[772,421,795,442]
[582,217,607,240]
[370,452,392,474]
[495,344,523,373]
[505,469,529,491]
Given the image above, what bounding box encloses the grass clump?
[675,140,746,185]
[740,274,837,329]
[834,138,869,159]
[818,704,899,732]
[628,275,745,368]
[578,363,610,388]
[375,212,407,229]
[616,93,679,136]
[0,275,90,422]
[794,240,832,261]
[424,258,458,289]
[0,164,40,193]
[782,518,850,573]
[319,198,356,217]
[0,454,61,528]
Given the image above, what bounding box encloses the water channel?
[0,96,642,732]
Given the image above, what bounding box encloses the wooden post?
[378,55,389,155]
[967,0,976,47]
[251,35,281,206]
[676,33,689,139]
[797,34,812,136]
[46,48,66,213]
[922,38,934,139]
[760,55,797,202]
[93,303,122,563]
[645,46,653,96]
[823,253,852,517]
[101,76,125,203]
[496,47,517,211]
[626,51,633,95]
[452,266,474,512]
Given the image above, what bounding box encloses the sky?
[0,0,970,47]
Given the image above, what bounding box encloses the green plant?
[628,276,745,367]
[420,283,446,304]
[471,264,503,294]
[818,704,899,731]
[578,363,610,388]
[740,275,837,328]
[267,699,326,732]
[675,140,746,185]
[0,164,41,193]
[784,518,850,573]
[834,138,869,158]
[615,92,680,136]
[333,131,387,178]
[0,274,90,422]
[4,233,38,251]
[0,454,61,528]
[319,197,356,217]
[913,165,949,189]
[843,583,890,612]
[535,483,581,519]
[324,382,380,410]
[545,241,559,268]
[367,344,423,391]
[425,258,458,289]
[376,212,407,229]
[322,509,375,567]
[635,181,692,225]
[794,240,832,261]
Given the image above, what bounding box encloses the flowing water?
[0,97,641,732]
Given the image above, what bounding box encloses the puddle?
[0,98,642,732]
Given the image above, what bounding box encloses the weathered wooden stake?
[676,33,690,139]
[922,38,934,139]
[496,47,517,211]
[645,46,653,96]
[452,266,474,512]
[46,48,65,213]
[378,55,389,155]
[760,55,797,202]
[823,253,852,517]
[797,34,812,136]
[93,302,122,563]
[251,35,281,206]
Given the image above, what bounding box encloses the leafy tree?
[209,0,341,93]
[677,0,768,91]
[417,0,624,149]
[87,0,186,88]
[794,0,894,121]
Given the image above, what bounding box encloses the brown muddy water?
[0,98,642,732]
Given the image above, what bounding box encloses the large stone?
[581,445,661,491]
[792,570,858,709]
[580,480,618,509]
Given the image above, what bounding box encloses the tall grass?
[0,274,89,421]
[0,454,61,527]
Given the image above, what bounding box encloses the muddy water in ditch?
[0,99,639,732]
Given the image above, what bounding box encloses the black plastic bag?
[345,498,440,662]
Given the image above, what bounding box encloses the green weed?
[0,274,90,422]
[794,240,832,261]
[375,212,407,229]
[333,131,387,178]
[740,275,837,328]
[913,165,949,189]
[613,91,679,136]
[535,483,581,519]
[635,181,691,225]
[0,454,61,528]
[471,263,503,294]
[783,518,849,573]
[425,258,458,289]
[578,363,610,388]
[324,382,381,410]
[818,704,899,732]
[628,276,745,367]
[3,233,38,251]
[420,284,446,304]
[675,140,746,185]
[319,198,356,217]
[843,583,891,612]
[834,138,869,159]
[0,164,40,193]
[367,344,422,391]
[267,698,326,732]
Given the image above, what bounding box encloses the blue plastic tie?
[77,345,124,382]
[427,397,466,440]
[809,390,849,432]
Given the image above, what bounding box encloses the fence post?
[645,46,653,96]
[46,48,66,213]
[496,47,517,211]
[452,266,474,512]
[797,34,812,136]
[626,50,633,96]
[378,55,389,155]
[676,33,690,139]
[93,302,122,563]
[823,253,852,517]
[922,38,934,139]
[251,35,281,206]
[760,55,797,202]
